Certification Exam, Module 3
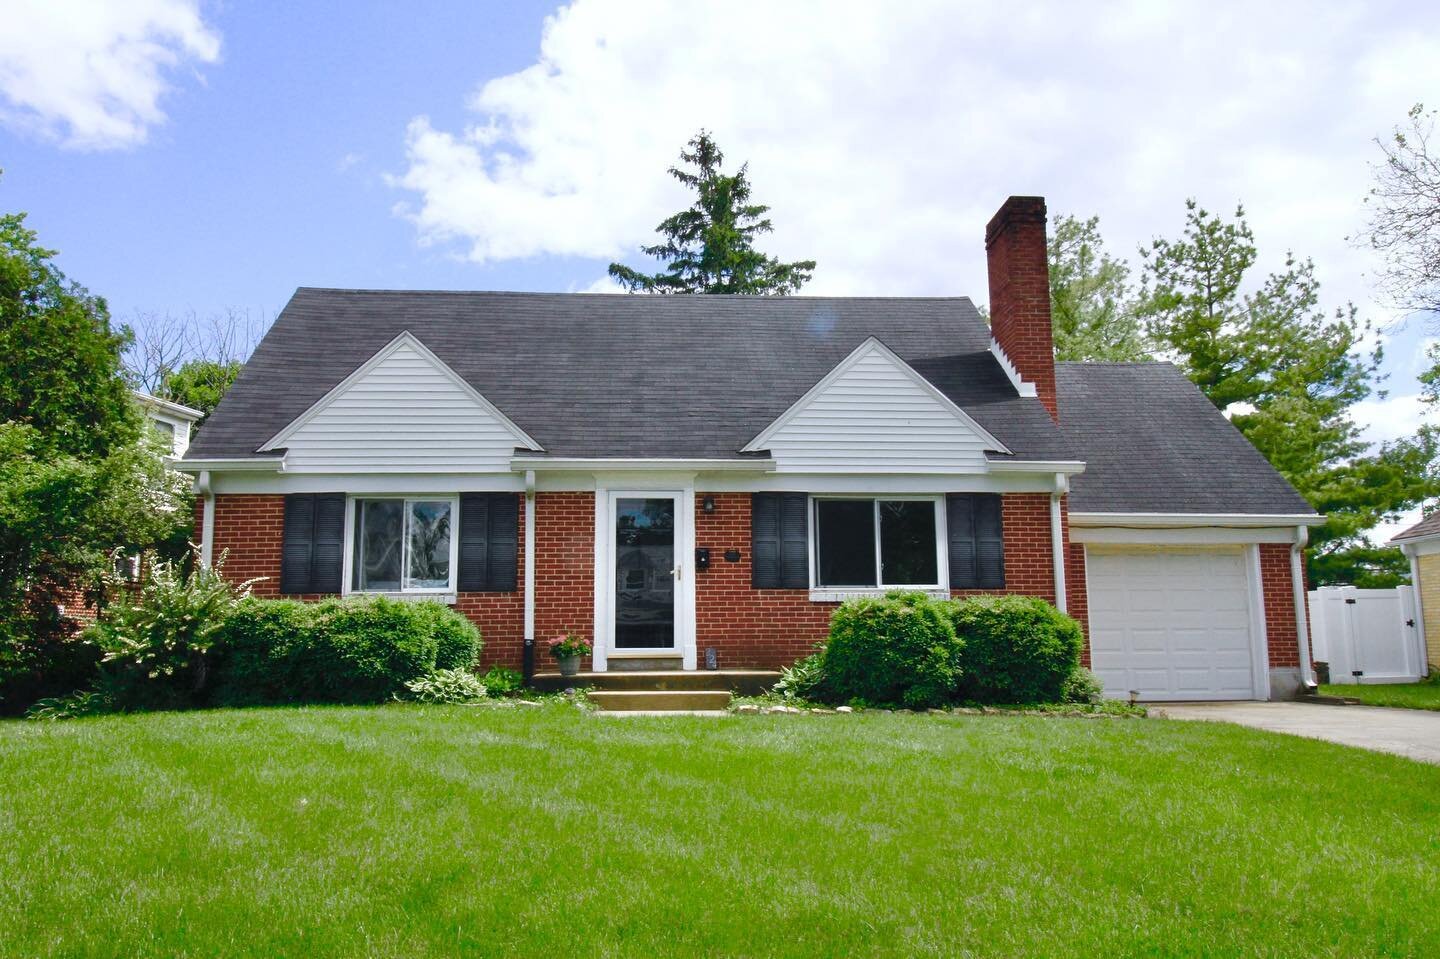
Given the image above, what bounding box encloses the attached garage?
[1087,546,1266,701]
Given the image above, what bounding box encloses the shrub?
[481,665,523,697]
[294,596,441,703]
[822,591,962,708]
[774,650,827,702]
[0,627,100,717]
[416,602,482,671]
[207,598,315,706]
[87,551,259,708]
[404,668,487,704]
[948,595,1083,704]
[1062,667,1105,705]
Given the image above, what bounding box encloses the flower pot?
[557,654,581,677]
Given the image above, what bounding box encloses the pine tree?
[608,131,815,294]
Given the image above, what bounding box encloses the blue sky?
[3,0,1439,534]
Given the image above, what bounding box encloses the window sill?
[346,591,457,606]
[808,588,949,603]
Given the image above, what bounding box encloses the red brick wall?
[206,493,528,669]
[532,491,596,669]
[694,492,833,668]
[986,196,1057,419]
[693,491,1072,669]
[1259,542,1310,670]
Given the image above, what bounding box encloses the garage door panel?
[1088,547,1259,701]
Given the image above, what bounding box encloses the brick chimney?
[986,195,1057,419]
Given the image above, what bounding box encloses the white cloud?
[391,0,1440,314]
[0,0,220,150]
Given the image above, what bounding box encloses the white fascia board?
[1070,511,1325,528]
[173,457,286,474]
[133,390,204,421]
[1075,526,1301,546]
[739,336,1011,455]
[512,456,775,472]
[987,340,1039,398]
[258,330,544,453]
[985,458,1086,475]
[1391,529,1440,547]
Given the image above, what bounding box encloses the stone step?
[532,669,780,695]
[608,657,683,672]
[587,689,733,712]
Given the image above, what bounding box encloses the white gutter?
[523,469,536,664]
[1070,511,1325,528]
[196,470,216,568]
[173,457,286,474]
[511,456,776,472]
[132,390,203,421]
[1050,473,1068,613]
[986,459,1087,475]
[1291,525,1316,690]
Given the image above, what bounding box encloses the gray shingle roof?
[1056,362,1315,516]
[1391,512,1440,543]
[187,288,1074,462]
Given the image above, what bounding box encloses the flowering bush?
[547,631,591,659]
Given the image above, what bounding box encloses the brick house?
[177,196,1321,701]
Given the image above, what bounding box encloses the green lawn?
[1320,680,1440,711]
[2,706,1438,957]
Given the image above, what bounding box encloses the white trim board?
[259,330,544,454]
[1070,511,1324,528]
[740,336,1010,460]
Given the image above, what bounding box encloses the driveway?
[1155,702,1440,765]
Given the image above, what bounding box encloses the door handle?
[671,564,682,578]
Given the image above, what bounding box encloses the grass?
[1320,678,1440,711]
[2,705,1438,957]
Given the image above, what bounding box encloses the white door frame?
[592,487,696,671]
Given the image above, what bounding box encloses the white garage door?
[1088,547,1260,701]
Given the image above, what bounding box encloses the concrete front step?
[532,669,780,695]
[588,689,733,712]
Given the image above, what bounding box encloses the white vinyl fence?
[1307,586,1427,685]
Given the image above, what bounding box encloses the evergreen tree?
[1047,214,1147,361]
[1138,200,1438,585]
[609,131,815,294]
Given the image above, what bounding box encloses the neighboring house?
[134,390,202,459]
[56,392,202,622]
[176,196,1322,701]
[1389,516,1440,671]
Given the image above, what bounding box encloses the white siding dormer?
[260,331,541,473]
[741,337,1007,473]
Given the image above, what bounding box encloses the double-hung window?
[813,497,944,589]
[350,497,457,593]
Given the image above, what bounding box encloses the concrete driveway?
[1155,702,1440,765]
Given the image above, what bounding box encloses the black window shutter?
[974,494,1006,589]
[946,494,976,589]
[486,494,519,591]
[281,493,344,594]
[947,493,1004,589]
[280,494,315,594]
[311,494,346,593]
[752,492,809,589]
[751,493,781,588]
[459,493,519,592]
[779,493,809,589]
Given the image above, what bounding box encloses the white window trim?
[809,494,949,600]
[342,494,461,600]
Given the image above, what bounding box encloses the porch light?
[702,495,716,513]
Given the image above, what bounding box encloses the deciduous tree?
[1047,214,1147,361]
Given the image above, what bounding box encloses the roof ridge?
[293,286,979,302]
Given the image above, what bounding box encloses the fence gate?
[1307,586,1426,685]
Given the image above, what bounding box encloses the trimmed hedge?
[209,595,482,707]
[948,595,1083,704]
[822,591,962,709]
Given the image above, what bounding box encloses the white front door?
[1087,546,1266,701]
[597,490,694,669]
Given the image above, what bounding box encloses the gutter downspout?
[522,469,537,684]
[1291,525,1317,690]
[197,470,215,568]
[1050,473,1068,613]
